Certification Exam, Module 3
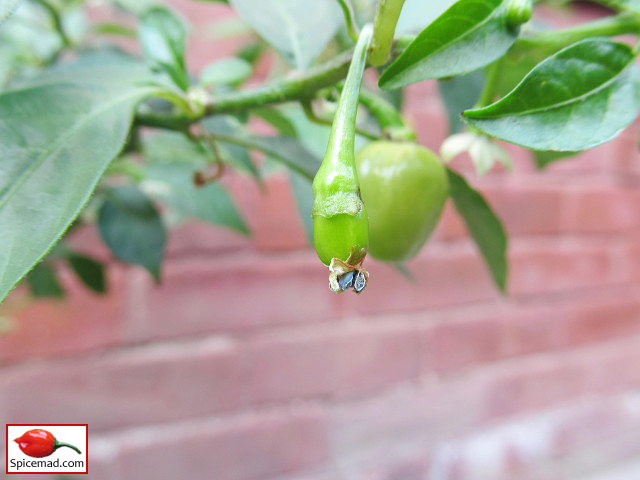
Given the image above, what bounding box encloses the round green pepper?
[355,140,449,262]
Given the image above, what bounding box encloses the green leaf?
[0,0,22,25]
[19,51,160,89]
[463,39,640,151]
[447,169,507,292]
[0,82,150,304]
[228,0,342,68]
[98,186,167,281]
[438,70,485,133]
[200,57,252,86]
[26,263,65,298]
[601,0,640,14]
[142,163,249,234]
[138,6,189,90]
[143,129,261,180]
[288,170,313,243]
[493,43,562,99]
[532,149,579,169]
[395,0,458,34]
[112,0,160,15]
[252,107,297,137]
[379,0,519,89]
[92,22,137,37]
[201,116,262,178]
[204,116,321,180]
[67,254,107,294]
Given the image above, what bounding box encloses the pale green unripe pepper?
[312,23,373,293]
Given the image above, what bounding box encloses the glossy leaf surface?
[98,186,167,281]
[447,169,507,292]
[139,7,189,90]
[463,39,640,151]
[379,0,518,88]
[200,57,252,86]
[68,254,107,294]
[228,0,342,68]
[0,82,149,303]
[26,264,64,298]
[142,163,249,234]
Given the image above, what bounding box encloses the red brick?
[0,265,127,364]
[225,172,309,252]
[585,342,640,393]
[356,453,430,480]
[0,337,244,431]
[329,379,484,467]
[426,315,504,374]
[404,81,449,153]
[483,362,587,419]
[139,253,338,338]
[561,187,640,234]
[610,117,640,176]
[561,296,640,347]
[482,184,566,237]
[534,139,619,176]
[247,321,419,403]
[116,407,328,480]
[509,238,631,297]
[432,201,468,241]
[342,243,498,316]
[165,220,251,258]
[420,289,640,376]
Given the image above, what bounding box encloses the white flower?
[440,132,512,176]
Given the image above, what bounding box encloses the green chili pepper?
[312,23,373,293]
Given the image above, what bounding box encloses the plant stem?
[31,0,72,47]
[514,11,640,51]
[323,23,374,166]
[302,101,379,140]
[336,0,359,42]
[135,11,640,132]
[369,0,406,67]
[358,89,416,140]
[474,57,503,108]
[136,50,354,129]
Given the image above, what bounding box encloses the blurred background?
[3,0,640,479]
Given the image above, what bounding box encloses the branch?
[136,50,353,129]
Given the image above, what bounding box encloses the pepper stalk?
[312,23,374,293]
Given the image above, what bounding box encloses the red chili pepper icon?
[14,429,81,458]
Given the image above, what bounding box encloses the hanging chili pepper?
[312,23,373,294]
[14,429,82,458]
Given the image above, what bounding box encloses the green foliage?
[379,0,519,89]
[2,0,640,303]
[0,81,151,303]
[138,7,189,90]
[26,264,65,298]
[447,169,507,292]
[438,71,485,133]
[228,0,342,68]
[67,254,107,294]
[200,57,252,86]
[463,39,640,150]
[98,186,167,282]
[143,162,249,234]
[0,0,22,25]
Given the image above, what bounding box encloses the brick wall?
[3,2,640,479]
